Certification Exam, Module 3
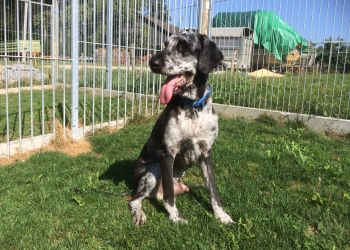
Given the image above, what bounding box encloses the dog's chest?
[164,108,218,161]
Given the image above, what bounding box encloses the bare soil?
[0,139,92,166]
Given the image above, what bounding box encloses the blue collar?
[180,86,212,110]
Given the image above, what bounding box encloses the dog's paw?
[215,211,235,225]
[132,210,147,226]
[169,214,188,224]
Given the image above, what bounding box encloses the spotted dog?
[129,32,234,226]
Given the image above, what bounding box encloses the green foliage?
[315,37,350,73]
[0,0,53,54]
[61,0,169,56]
[0,0,170,56]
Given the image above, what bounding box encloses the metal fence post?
[106,0,113,91]
[71,0,79,140]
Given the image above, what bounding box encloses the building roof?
[143,15,181,34]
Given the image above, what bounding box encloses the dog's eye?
[179,43,189,51]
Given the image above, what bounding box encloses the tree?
[61,0,170,56]
[315,37,350,73]
[0,0,52,41]
[0,0,170,57]
[0,0,53,56]
[143,0,171,21]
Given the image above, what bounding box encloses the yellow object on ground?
[248,69,284,78]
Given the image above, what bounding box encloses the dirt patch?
[0,120,93,166]
[47,139,92,156]
[0,139,92,166]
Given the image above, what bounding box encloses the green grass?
[56,66,164,93]
[211,72,350,119]
[2,64,350,119]
[0,88,160,143]
[1,117,349,249]
[62,68,350,119]
[1,66,350,145]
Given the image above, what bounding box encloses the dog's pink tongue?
[160,75,179,104]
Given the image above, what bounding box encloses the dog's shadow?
[99,160,134,190]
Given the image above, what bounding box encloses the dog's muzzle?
[159,74,193,104]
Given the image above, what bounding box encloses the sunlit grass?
[0,117,349,249]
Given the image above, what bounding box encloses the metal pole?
[4,0,10,157]
[51,2,56,137]
[106,0,113,90]
[71,0,79,140]
[22,1,28,62]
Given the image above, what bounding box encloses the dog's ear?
[196,34,223,74]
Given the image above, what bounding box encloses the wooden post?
[231,49,237,73]
[301,58,306,76]
[200,0,210,35]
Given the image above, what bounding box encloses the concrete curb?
[0,119,125,158]
[213,103,350,135]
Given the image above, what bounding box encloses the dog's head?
[149,32,223,104]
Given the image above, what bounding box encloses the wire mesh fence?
[0,0,349,157]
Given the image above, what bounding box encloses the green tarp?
[212,11,308,62]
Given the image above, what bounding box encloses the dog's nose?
[149,58,161,70]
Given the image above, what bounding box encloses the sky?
[168,0,350,44]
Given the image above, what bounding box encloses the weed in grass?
[285,117,307,130]
[345,132,350,140]
[255,113,278,126]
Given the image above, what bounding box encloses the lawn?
[210,72,350,119]
[0,88,159,143]
[0,116,349,249]
[62,67,350,119]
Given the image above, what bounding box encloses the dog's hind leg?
[173,177,189,195]
[129,163,161,226]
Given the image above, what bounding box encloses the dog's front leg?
[158,151,188,224]
[200,151,234,224]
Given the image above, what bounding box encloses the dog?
[129,32,234,225]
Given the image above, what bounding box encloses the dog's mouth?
[159,74,194,104]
